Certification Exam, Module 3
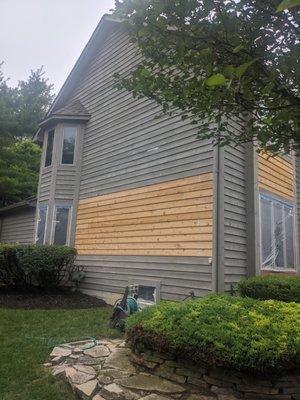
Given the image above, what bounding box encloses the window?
[129,284,158,308]
[260,193,295,269]
[45,130,54,167]
[52,205,72,245]
[36,205,48,244]
[61,127,77,164]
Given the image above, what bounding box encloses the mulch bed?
[0,288,108,309]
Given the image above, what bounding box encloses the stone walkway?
[44,339,231,400]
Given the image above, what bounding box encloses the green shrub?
[0,244,77,290]
[238,275,300,303]
[126,294,300,374]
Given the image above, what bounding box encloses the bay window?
[52,205,72,245]
[36,205,48,244]
[259,193,295,270]
[61,126,77,164]
[45,130,54,167]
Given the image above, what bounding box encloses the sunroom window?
[36,205,48,244]
[52,205,72,245]
[260,193,295,269]
[45,130,54,167]
[61,127,77,164]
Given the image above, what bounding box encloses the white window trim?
[60,125,78,166]
[35,204,48,244]
[259,192,296,271]
[50,204,73,246]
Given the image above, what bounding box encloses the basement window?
[45,130,54,167]
[36,205,48,244]
[260,193,295,270]
[129,284,158,307]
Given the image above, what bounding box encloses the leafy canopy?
[0,64,54,206]
[114,0,300,154]
[0,138,41,207]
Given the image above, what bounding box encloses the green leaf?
[235,58,259,78]
[277,0,300,11]
[233,44,244,53]
[205,73,226,86]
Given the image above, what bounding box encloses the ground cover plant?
[238,275,300,303]
[126,294,300,374]
[0,300,120,400]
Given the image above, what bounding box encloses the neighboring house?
[0,197,37,244]
[1,15,299,303]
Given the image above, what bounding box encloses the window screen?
[45,130,54,167]
[53,206,71,245]
[62,127,77,164]
[36,205,47,244]
[260,193,295,269]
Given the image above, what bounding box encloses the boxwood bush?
[0,244,77,290]
[238,275,300,303]
[126,294,300,373]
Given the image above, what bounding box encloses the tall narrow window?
[260,193,295,269]
[45,130,54,167]
[36,205,48,244]
[61,127,77,164]
[52,205,71,245]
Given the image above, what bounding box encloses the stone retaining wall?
[131,350,300,400]
[45,339,300,400]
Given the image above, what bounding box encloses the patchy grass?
[0,307,121,400]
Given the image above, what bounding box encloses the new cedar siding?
[258,153,294,200]
[0,208,36,244]
[223,145,248,290]
[75,174,213,257]
[63,24,214,299]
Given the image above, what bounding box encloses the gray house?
[1,15,299,304]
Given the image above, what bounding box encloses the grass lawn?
[0,307,121,400]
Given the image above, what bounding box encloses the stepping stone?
[74,364,97,376]
[93,395,106,400]
[117,373,185,394]
[75,379,98,400]
[50,346,72,358]
[104,348,136,374]
[101,383,124,400]
[65,366,96,385]
[52,364,68,377]
[84,345,110,358]
[140,395,173,400]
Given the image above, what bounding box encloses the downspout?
[212,144,220,293]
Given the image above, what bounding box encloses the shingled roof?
[52,100,90,117]
[37,100,91,132]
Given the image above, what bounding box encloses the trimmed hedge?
[238,275,300,303]
[126,294,300,373]
[0,244,77,290]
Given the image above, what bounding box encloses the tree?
[0,65,54,206]
[0,138,41,206]
[0,65,54,142]
[114,0,300,154]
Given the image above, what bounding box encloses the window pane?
[62,127,76,164]
[45,130,54,167]
[284,206,295,268]
[36,205,47,244]
[261,197,273,267]
[273,202,284,268]
[137,285,156,302]
[53,206,70,245]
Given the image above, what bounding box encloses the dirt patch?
[0,288,107,309]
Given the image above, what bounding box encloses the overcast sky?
[0,0,115,94]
